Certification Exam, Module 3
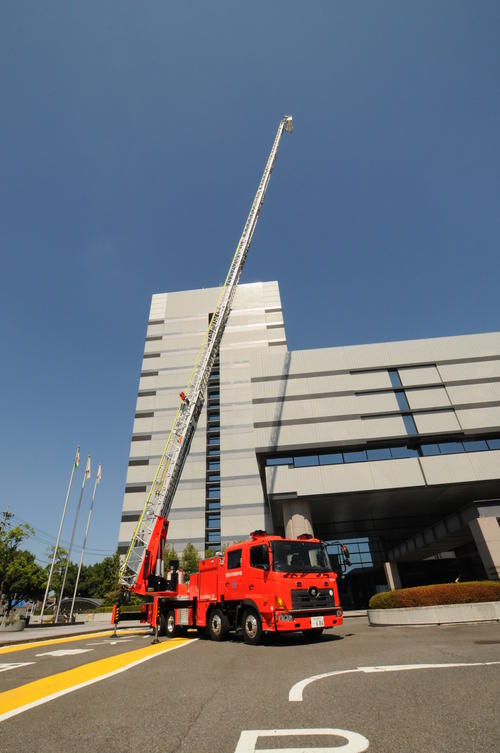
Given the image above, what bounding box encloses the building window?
[402,414,418,434]
[206,515,220,530]
[388,369,402,388]
[319,453,343,465]
[367,448,392,461]
[266,457,293,466]
[294,455,319,467]
[343,450,368,463]
[463,440,488,452]
[205,334,221,553]
[395,391,410,411]
[264,433,500,469]
[390,445,418,459]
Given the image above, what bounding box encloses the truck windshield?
[271,541,330,572]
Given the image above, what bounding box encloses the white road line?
[289,661,500,702]
[234,728,369,753]
[35,649,94,657]
[88,640,133,646]
[0,663,35,673]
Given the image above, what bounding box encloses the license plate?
[310,616,324,628]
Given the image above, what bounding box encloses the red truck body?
[131,529,343,644]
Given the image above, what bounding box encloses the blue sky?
[1,2,499,566]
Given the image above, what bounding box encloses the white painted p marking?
[234,728,369,753]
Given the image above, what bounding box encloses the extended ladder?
[120,115,293,589]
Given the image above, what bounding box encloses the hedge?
[368,581,500,609]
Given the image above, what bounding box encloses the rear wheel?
[165,608,181,638]
[208,607,229,641]
[241,608,262,645]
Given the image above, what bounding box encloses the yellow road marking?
[0,636,194,720]
[0,629,148,655]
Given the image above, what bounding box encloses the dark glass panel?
[463,440,488,452]
[367,448,392,460]
[402,414,418,434]
[438,442,464,455]
[294,455,319,467]
[395,391,410,411]
[343,450,368,463]
[319,453,343,465]
[421,444,440,456]
[390,446,419,458]
[388,369,402,387]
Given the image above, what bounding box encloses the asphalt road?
[1,618,499,752]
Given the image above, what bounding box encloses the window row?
[265,436,500,468]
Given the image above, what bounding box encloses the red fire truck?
[129,530,343,645]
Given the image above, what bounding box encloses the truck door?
[248,544,272,627]
[224,547,244,602]
[248,544,270,600]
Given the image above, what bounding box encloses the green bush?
[369,581,500,609]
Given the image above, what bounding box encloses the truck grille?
[291,588,334,610]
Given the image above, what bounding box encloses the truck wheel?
[208,607,229,641]
[241,608,262,645]
[165,609,180,638]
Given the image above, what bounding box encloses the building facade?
[119,282,500,594]
[118,281,286,557]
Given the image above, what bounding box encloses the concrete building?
[119,281,500,599]
[119,282,286,556]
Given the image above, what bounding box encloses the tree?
[45,546,78,606]
[0,523,46,617]
[163,544,179,571]
[181,543,200,580]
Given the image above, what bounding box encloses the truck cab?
[191,531,343,644]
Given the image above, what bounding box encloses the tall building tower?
[118,281,286,557]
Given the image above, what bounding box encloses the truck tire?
[165,608,181,638]
[241,608,262,645]
[208,607,229,641]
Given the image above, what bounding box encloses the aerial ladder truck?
[115,116,343,644]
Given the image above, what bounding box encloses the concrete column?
[282,499,314,539]
[383,561,402,591]
[468,516,500,580]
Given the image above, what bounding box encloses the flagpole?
[69,465,102,622]
[55,456,91,623]
[40,446,80,624]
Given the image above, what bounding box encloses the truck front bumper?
[274,609,343,632]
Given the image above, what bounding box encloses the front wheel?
[241,608,262,645]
